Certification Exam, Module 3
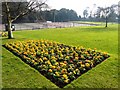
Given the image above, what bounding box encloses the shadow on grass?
[2,37,27,44]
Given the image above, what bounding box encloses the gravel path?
[0,22,98,31]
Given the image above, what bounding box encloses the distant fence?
[0,22,98,31]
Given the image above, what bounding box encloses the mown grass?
[1,24,118,88]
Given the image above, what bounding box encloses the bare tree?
[83,9,88,18]
[98,4,118,27]
[1,0,47,39]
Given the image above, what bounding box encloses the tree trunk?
[105,16,108,27]
[7,20,13,39]
[5,2,13,39]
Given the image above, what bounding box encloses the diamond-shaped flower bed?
[3,40,110,88]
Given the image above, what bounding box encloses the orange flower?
[23,52,27,55]
[61,69,67,74]
[94,48,97,50]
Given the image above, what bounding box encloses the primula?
[64,79,69,83]
[43,57,48,61]
[51,56,56,60]
[48,69,52,72]
[63,74,68,79]
[47,61,51,65]
[55,62,59,66]
[4,40,110,88]
[55,72,60,76]
[81,64,85,68]
[61,69,67,74]
[75,57,79,60]
[65,56,69,59]
[85,63,90,68]
[73,71,76,74]
[75,69,79,71]
[52,66,56,69]
[39,58,43,62]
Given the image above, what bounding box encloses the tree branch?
[15,2,22,13]
[11,1,46,22]
[0,14,3,16]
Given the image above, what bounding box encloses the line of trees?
[2,2,119,25]
[40,8,79,22]
[2,8,80,23]
[81,4,119,27]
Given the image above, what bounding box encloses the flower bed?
[4,40,110,88]
[0,32,8,37]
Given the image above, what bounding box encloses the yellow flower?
[81,64,85,68]
[49,64,52,67]
[41,51,44,54]
[48,69,52,72]
[57,66,61,70]
[60,54,63,57]
[55,72,60,76]
[52,65,56,69]
[60,63,66,67]
[55,62,59,66]
[51,56,56,60]
[75,69,79,71]
[45,52,48,55]
[60,62,64,65]
[73,71,76,74]
[66,49,69,52]
[43,65,46,68]
[51,49,54,53]
[85,63,90,67]
[85,60,90,63]
[81,55,84,59]
[63,74,68,79]
[85,52,88,54]
[65,56,69,59]
[97,56,101,58]
[43,57,47,61]
[47,61,51,65]
[94,48,97,50]
[78,61,82,65]
[88,48,91,50]
[75,53,78,57]
[64,79,69,83]
[31,60,35,63]
[75,57,78,60]
[23,55,27,59]
[39,58,43,62]
[76,47,80,50]
[103,52,107,55]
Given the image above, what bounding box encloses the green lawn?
[1,24,118,88]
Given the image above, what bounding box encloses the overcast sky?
[47,0,119,16]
